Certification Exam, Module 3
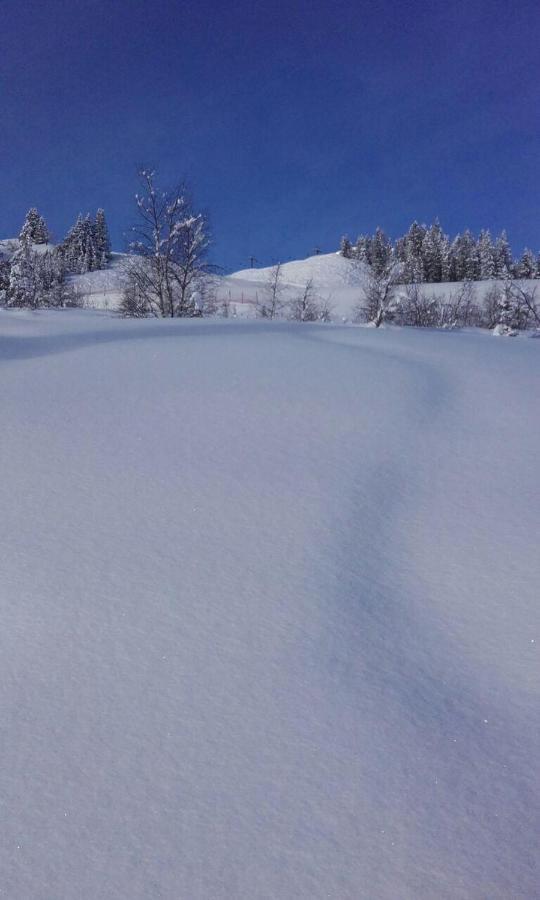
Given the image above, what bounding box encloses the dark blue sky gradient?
[1,0,539,270]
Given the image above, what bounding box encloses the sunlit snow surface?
[1,311,539,899]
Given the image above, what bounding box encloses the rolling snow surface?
[1,311,539,898]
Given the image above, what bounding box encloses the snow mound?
[231,251,364,289]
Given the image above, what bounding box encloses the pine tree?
[440,233,451,281]
[8,244,40,307]
[62,214,100,273]
[478,230,495,279]
[94,209,111,266]
[516,248,536,280]
[407,221,427,259]
[421,221,447,282]
[0,259,10,302]
[493,231,513,278]
[464,231,479,280]
[370,227,392,276]
[399,222,426,283]
[354,235,371,264]
[451,230,479,281]
[7,244,73,309]
[62,215,83,272]
[19,208,50,245]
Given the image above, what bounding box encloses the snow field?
[0,311,538,898]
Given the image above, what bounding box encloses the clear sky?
[1,0,539,271]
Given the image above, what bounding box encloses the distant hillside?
[230,252,362,289]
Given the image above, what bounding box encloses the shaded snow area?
[1,310,539,899]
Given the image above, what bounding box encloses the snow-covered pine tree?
[421,221,448,283]
[340,236,352,258]
[493,231,513,279]
[354,235,372,264]
[94,209,111,267]
[450,230,479,281]
[478,230,495,279]
[62,214,100,273]
[515,248,536,280]
[82,215,97,272]
[8,243,41,307]
[370,227,392,276]
[398,221,426,283]
[0,258,10,303]
[7,243,73,309]
[440,232,451,282]
[61,215,84,273]
[464,231,479,280]
[19,208,50,245]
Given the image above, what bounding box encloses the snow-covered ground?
[67,253,130,310]
[1,310,539,899]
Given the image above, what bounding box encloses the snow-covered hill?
[67,253,131,309]
[1,310,539,898]
[231,251,362,288]
[1,240,539,322]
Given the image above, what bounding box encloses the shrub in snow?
[493,323,517,337]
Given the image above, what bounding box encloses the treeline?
[0,207,111,309]
[340,222,540,282]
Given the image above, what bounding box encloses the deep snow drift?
[1,311,539,899]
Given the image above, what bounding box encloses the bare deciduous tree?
[121,169,210,318]
[288,278,321,321]
[439,281,478,328]
[399,283,439,327]
[503,280,540,330]
[354,260,400,327]
[255,263,285,319]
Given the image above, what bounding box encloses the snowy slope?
[224,252,364,315]
[227,253,540,319]
[231,251,362,288]
[68,253,131,309]
[1,311,539,899]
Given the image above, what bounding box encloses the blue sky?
[1,0,539,270]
